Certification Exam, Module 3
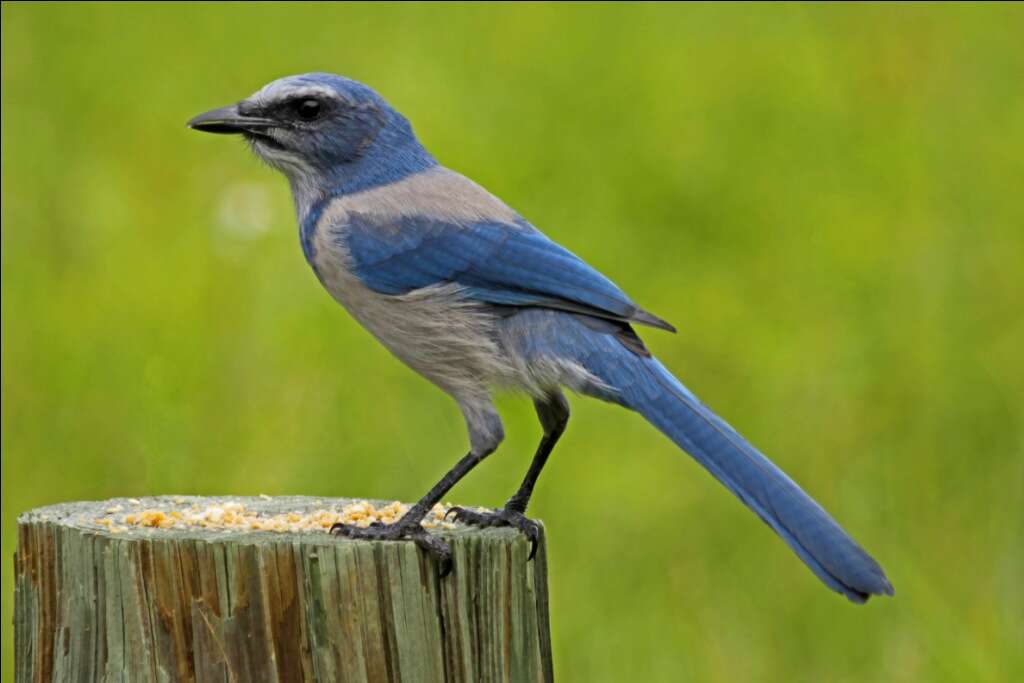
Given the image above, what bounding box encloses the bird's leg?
[446,391,569,560]
[505,392,570,515]
[330,401,504,576]
[330,448,495,575]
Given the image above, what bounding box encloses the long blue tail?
[534,313,895,603]
[619,356,892,602]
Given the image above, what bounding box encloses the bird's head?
[189,73,433,193]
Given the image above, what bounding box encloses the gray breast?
[308,193,514,402]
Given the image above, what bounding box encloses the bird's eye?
[293,98,322,121]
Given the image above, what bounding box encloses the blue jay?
[190,73,893,602]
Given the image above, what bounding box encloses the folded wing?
[340,212,675,332]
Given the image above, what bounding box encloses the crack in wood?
[14,496,553,682]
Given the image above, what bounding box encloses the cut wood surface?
[14,496,553,682]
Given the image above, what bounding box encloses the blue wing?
[339,213,675,331]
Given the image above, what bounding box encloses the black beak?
[187,104,278,134]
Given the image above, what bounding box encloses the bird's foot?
[329,519,453,576]
[444,506,542,560]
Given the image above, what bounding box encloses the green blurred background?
[3,3,1022,680]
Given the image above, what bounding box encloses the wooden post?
[14,496,553,682]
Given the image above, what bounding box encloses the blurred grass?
[2,2,1023,680]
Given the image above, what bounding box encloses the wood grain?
[14,496,553,682]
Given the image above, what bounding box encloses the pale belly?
[303,190,600,402]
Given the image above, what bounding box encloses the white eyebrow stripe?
[253,83,342,106]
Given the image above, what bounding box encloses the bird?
[189,72,894,603]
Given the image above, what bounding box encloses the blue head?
[189,73,436,196]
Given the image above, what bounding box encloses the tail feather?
[587,346,894,602]
[501,308,893,602]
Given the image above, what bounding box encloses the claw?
[409,528,453,576]
[519,521,540,561]
[446,506,541,561]
[436,548,452,581]
[328,520,453,576]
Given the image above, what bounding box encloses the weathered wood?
[14,496,553,682]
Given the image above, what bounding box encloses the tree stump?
[14,496,553,682]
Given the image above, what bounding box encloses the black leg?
[330,444,498,576]
[446,391,570,559]
[507,391,570,513]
